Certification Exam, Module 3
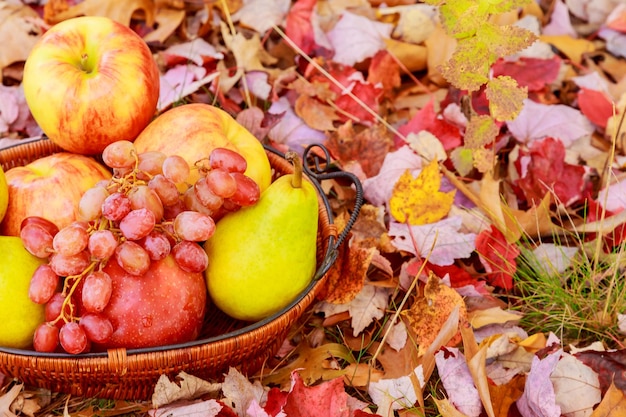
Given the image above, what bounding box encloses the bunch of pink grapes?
[20,140,261,354]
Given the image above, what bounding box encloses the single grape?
[193,177,224,211]
[128,185,164,221]
[210,147,247,173]
[81,271,113,313]
[172,241,209,273]
[88,229,118,260]
[102,192,132,222]
[138,151,166,175]
[119,208,156,241]
[115,241,151,276]
[33,323,60,353]
[79,313,114,344]
[29,264,59,304]
[162,155,190,184]
[53,223,89,256]
[183,187,217,216]
[59,321,88,354]
[102,140,137,169]
[229,173,261,207]
[140,231,171,261]
[174,211,215,242]
[20,216,59,237]
[49,250,91,277]
[148,174,180,206]
[206,168,237,198]
[45,293,67,326]
[20,223,54,258]
[78,186,109,221]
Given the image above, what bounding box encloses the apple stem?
[285,152,303,188]
[80,53,90,73]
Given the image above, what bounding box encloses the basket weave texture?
[0,139,337,400]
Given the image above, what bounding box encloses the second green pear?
[204,152,319,321]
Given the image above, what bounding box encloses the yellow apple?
[0,152,110,236]
[133,103,272,191]
[0,236,46,349]
[22,16,160,155]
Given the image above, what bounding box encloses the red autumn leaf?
[577,87,615,128]
[263,387,289,416]
[306,61,358,95]
[405,257,478,288]
[491,56,562,92]
[367,50,401,97]
[397,100,462,150]
[285,0,318,55]
[516,137,591,207]
[334,79,383,125]
[574,349,626,395]
[475,225,520,290]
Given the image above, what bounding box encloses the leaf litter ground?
[2,0,626,416]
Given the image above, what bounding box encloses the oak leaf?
[152,372,221,408]
[389,160,456,225]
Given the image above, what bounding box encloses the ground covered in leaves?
[2,0,626,416]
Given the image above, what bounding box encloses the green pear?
[204,152,319,321]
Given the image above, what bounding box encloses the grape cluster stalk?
[20,140,261,354]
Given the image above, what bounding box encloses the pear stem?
[285,151,302,188]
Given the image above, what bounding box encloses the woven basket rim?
[0,137,338,359]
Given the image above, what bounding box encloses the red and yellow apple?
[0,152,110,236]
[133,103,272,191]
[95,254,206,349]
[22,16,160,155]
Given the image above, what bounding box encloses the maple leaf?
[515,350,562,417]
[388,216,477,266]
[506,99,595,146]
[515,136,591,207]
[326,11,393,66]
[491,56,562,92]
[294,95,340,131]
[475,225,520,290]
[367,50,402,98]
[285,0,318,55]
[320,239,375,304]
[435,347,482,417]
[389,160,456,225]
[486,76,527,122]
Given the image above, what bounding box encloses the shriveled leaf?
[0,3,43,78]
[403,273,468,355]
[464,115,499,149]
[590,383,626,417]
[551,353,601,417]
[515,350,562,417]
[326,11,393,66]
[152,372,221,408]
[45,0,155,26]
[389,160,456,225]
[389,216,477,266]
[435,348,482,417]
[486,76,527,122]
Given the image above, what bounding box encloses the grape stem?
[52,260,98,325]
[285,151,303,189]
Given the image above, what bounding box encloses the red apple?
[133,103,272,191]
[0,152,110,236]
[22,16,160,155]
[95,254,206,349]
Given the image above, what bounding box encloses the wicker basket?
[0,138,363,400]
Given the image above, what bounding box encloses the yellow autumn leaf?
[389,159,456,225]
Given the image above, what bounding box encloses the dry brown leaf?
[294,95,340,131]
[143,8,186,43]
[0,384,22,417]
[321,239,375,304]
[434,397,472,417]
[0,3,43,80]
[152,372,221,408]
[468,307,523,329]
[342,362,384,387]
[590,382,626,416]
[403,272,467,356]
[383,38,427,73]
[539,35,595,64]
[489,375,525,417]
[373,333,420,379]
[44,0,156,26]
